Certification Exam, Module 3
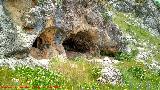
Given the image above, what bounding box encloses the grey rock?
[111,0,160,35]
[0,55,49,69]
[97,66,122,85]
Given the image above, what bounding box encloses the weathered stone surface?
[0,55,49,69]
[110,0,160,35]
[89,56,122,85]
[0,0,26,57]
[1,0,57,59]
[55,0,123,56]
[97,66,122,85]
[0,0,123,60]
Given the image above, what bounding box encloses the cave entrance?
[30,27,56,59]
[62,31,96,54]
[32,37,42,49]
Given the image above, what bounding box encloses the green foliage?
[1,59,160,90]
[80,83,99,90]
[73,56,86,61]
[135,0,146,3]
[14,66,65,88]
[101,12,111,23]
[0,66,14,85]
[154,0,160,7]
[113,12,160,62]
[116,60,160,90]
[114,50,138,61]
[90,67,101,79]
[158,69,160,76]
[128,66,145,80]
[115,51,133,61]
[0,66,66,89]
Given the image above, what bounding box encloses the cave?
[30,29,99,59]
[62,31,96,53]
[32,38,39,48]
[30,27,56,59]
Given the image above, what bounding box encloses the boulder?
[97,66,122,85]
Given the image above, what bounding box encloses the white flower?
[12,78,19,83]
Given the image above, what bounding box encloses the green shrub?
[101,12,111,23]
[80,83,99,90]
[158,69,160,76]
[128,66,145,80]
[14,66,65,87]
[115,50,138,61]
[154,0,160,8]
[115,51,132,61]
[90,67,101,79]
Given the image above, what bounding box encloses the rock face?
[0,0,28,57]
[109,0,160,35]
[0,0,58,59]
[56,0,123,56]
[0,0,123,60]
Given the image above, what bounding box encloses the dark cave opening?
[32,38,38,48]
[32,37,43,49]
[62,31,94,53]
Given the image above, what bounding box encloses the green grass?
[0,57,160,90]
[112,12,160,89]
[1,8,160,90]
[0,57,124,90]
[113,12,160,62]
[0,66,66,90]
[115,60,160,90]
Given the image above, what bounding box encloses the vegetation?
[0,57,160,90]
[116,60,160,90]
[113,12,160,62]
[154,0,160,8]
[0,66,66,89]
[115,50,138,61]
[1,1,160,90]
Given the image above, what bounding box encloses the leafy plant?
[91,67,101,79]
[154,0,160,8]
[115,51,133,61]
[80,82,99,90]
[128,66,145,80]
[115,50,138,61]
[101,12,111,23]
[158,69,160,76]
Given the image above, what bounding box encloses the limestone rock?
[110,0,160,34]
[0,0,124,60]
[56,0,123,56]
[97,66,122,85]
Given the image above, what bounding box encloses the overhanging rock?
[0,0,124,60]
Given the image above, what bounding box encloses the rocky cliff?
[0,0,160,87]
[0,0,124,67]
[109,0,160,35]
